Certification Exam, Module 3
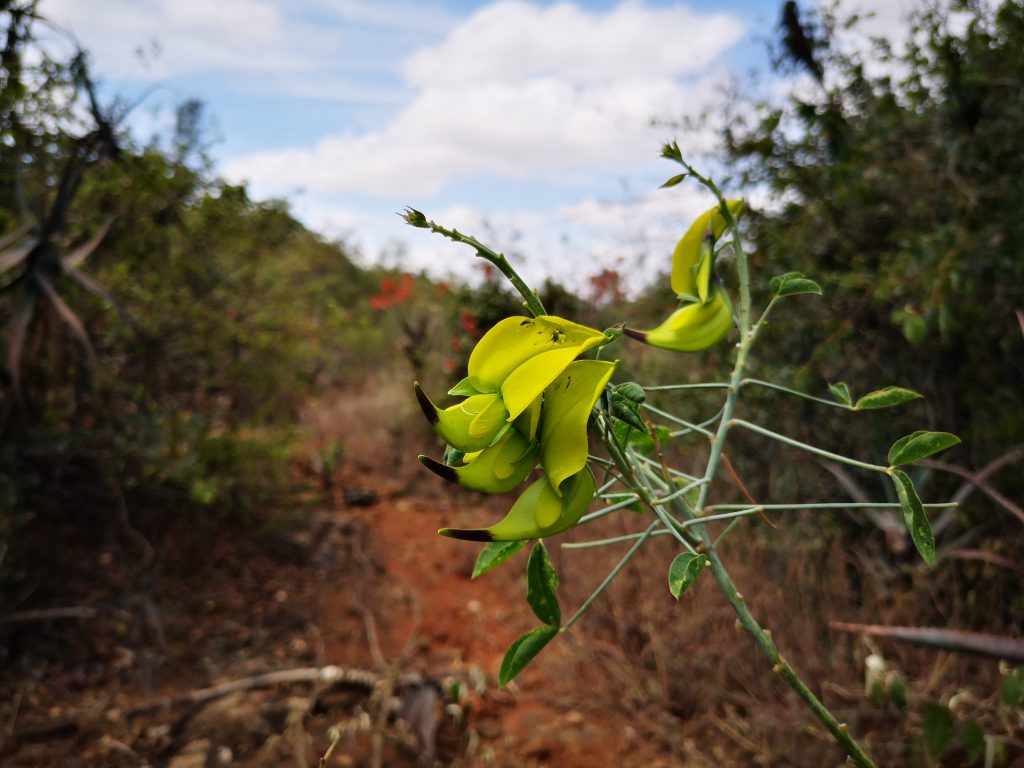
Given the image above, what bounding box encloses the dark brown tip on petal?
[438,527,494,542]
[413,382,440,425]
[622,327,647,343]
[419,455,459,484]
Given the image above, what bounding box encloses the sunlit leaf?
[889,469,935,566]
[854,386,923,410]
[472,540,527,579]
[888,431,961,466]
[659,172,688,188]
[448,376,480,397]
[499,625,558,687]
[828,382,852,406]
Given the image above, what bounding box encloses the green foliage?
[888,431,962,466]
[724,0,1024,455]
[922,703,954,759]
[889,469,936,566]
[526,542,561,626]
[668,552,708,599]
[854,387,923,411]
[472,540,527,579]
[0,6,388,593]
[499,625,559,687]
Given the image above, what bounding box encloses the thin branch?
[828,622,1024,663]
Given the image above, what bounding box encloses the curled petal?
[671,200,744,299]
[468,315,606,392]
[540,359,618,495]
[624,289,734,353]
[419,430,536,494]
[415,383,509,452]
[439,468,596,541]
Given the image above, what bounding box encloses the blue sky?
[43,0,909,291]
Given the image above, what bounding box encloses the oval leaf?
[472,540,527,579]
[499,625,559,687]
[668,553,708,599]
[827,381,852,406]
[923,703,953,758]
[888,431,961,466]
[526,542,560,626]
[889,469,936,567]
[659,172,688,189]
[776,276,822,297]
[853,386,923,410]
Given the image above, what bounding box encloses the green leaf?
[828,381,852,406]
[888,431,961,466]
[612,398,648,433]
[668,553,708,599]
[889,470,936,566]
[923,703,953,758]
[499,625,559,687]
[887,674,908,709]
[768,270,821,296]
[472,540,527,579]
[1001,666,1024,708]
[959,720,985,765]
[526,542,561,626]
[659,172,688,188]
[768,271,803,292]
[612,381,646,404]
[854,386,923,410]
[775,275,822,297]
[447,376,481,397]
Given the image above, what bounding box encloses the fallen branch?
[0,606,100,623]
[126,665,383,716]
[829,621,1024,662]
[7,665,397,745]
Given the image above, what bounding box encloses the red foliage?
[370,273,415,310]
[587,268,625,305]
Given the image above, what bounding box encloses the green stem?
[563,520,659,629]
[741,378,854,410]
[654,150,879,767]
[577,496,643,525]
[402,209,547,316]
[644,383,730,392]
[642,403,717,438]
[729,418,888,473]
[707,502,958,511]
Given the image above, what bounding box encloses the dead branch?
[920,454,1024,526]
[828,621,1024,662]
[0,606,100,623]
[6,665,401,747]
[947,548,1024,573]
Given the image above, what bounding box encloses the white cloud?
[41,0,450,88]
[223,1,746,198]
[225,74,729,197]
[403,0,744,87]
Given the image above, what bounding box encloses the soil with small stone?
[0,468,678,767]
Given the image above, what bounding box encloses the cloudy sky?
[42,0,913,291]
